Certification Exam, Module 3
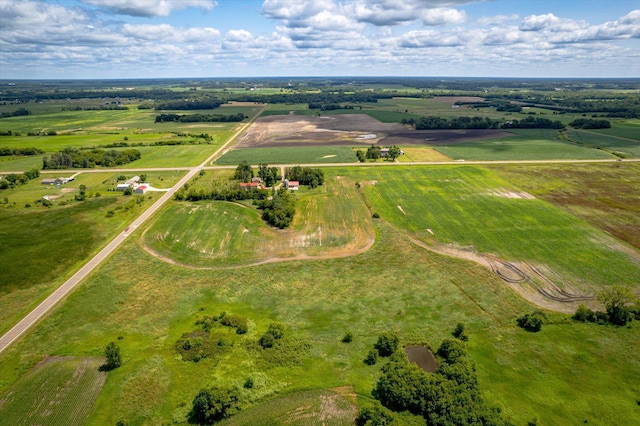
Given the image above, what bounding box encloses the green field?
[0,357,106,426]
[432,129,615,161]
[215,146,359,165]
[565,129,640,157]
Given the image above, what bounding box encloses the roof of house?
[288,180,299,186]
[240,182,259,187]
[137,185,147,190]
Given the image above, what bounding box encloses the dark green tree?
[189,386,241,424]
[599,286,633,326]
[233,161,253,182]
[386,146,402,161]
[366,145,381,160]
[356,150,366,162]
[374,332,399,357]
[102,341,122,371]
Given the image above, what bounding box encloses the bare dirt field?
[236,114,510,148]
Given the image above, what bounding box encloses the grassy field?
[143,173,373,267]
[432,129,615,161]
[215,146,359,165]
[564,129,640,158]
[0,357,106,426]
[0,167,638,425]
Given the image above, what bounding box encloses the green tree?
[233,161,253,182]
[366,145,381,160]
[599,286,633,326]
[386,146,402,161]
[356,150,366,162]
[189,386,241,424]
[452,323,468,341]
[374,332,399,357]
[102,341,121,371]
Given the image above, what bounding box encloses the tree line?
[0,147,44,156]
[42,147,141,169]
[0,168,39,190]
[284,166,325,188]
[0,108,31,119]
[568,118,611,129]
[154,112,246,123]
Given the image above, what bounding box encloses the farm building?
[41,178,56,185]
[116,183,130,191]
[240,182,260,190]
[283,180,299,191]
[41,177,70,185]
[379,148,404,158]
[251,177,263,184]
[126,176,140,185]
[134,185,148,195]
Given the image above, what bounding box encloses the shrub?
[516,311,547,332]
[364,349,378,365]
[244,377,254,389]
[452,323,468,341]
[573,305,596,322]
[259,333,275,349]
[356,403,395,425]
[374,333,399,357]
[220,314,248,334]
[101,341,121,371]
[341,331,353,343]
[266,322,284,339]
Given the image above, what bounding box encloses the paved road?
[0,107,263,355]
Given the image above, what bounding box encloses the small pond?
[404,345,438,373]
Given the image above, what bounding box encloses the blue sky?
[0,0,638,79]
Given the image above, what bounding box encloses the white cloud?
[476,14,519,26]
[225,29,253,42]
[80,0,217,18]
[343,0,466,26]
[122,24,220,42]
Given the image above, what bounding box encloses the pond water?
[404,345,438,373]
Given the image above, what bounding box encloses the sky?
[0,0,639,80]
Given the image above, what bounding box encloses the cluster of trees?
[189,386,241,424]
[365,332,400,365]
[358,145,402,162]
[574,287,639,326]
[0,147,43,156]
[258,163,281,187]
[154,100,223,110]
[284,166,325,188]
[175,186,268,203]
[0,107,31,118]
[568,118,611,129]
[233,160,254,182]
[256,189,296,229]
[308,103,355,110]
[403,116,501,130]
[0,168,39,190]
[501,116,564,129]
[154,113,246,123]
[258,323,285,349]
[42,148,141,169]
[516,310,547,332]
[371,337,511,426]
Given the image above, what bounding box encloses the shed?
[134,185,148,195]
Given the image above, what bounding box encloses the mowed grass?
[0,357,106,426]
[338,165,640,292]
[215,146,359,165]
[433,129,614,161]
[143,175,374,267]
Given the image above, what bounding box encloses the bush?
[189,386,241,424]
[516,311,547,332]
[101,341,121,371]
[243,377,254,389]
[452,323,468,341]
[341,331,353,343]
[356,403,395,425]
[266,323,284,340]
[364,349,379,365]
[374,333,399,357]
[259,333,275,349]
[573,305,596,322]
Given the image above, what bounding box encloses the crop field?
[215,146,359,165]
[0,356,106,426]
[432,129,614,161]
[338,165,640,295]
[565,129,640,157]
[143,174,374,267]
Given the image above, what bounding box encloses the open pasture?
[433,129,614,161]
[0,356,106,426]
[338,165,640,294]
[142,174,374,268]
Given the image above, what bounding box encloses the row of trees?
[42,148,141,169]
[403,116,501,130]
[568,118,611,129]
[153,100,223,110]
[501,116,564,129]
[174,186,268,202]
[308,103,355,110]
[0,147,43,156]
[154,113,246,123]
[357,145,402,162]
[0,168,39,190]
[0,107,31,119]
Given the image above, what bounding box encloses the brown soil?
[405,345,438,373]
[235,114,510,148]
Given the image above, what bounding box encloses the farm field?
[432,129,615,161]
[0,356,106,426]
[215,146,359,165]
[564,129,640,157]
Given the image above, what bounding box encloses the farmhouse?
[41,178,56,185]
[240,182,260,190]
